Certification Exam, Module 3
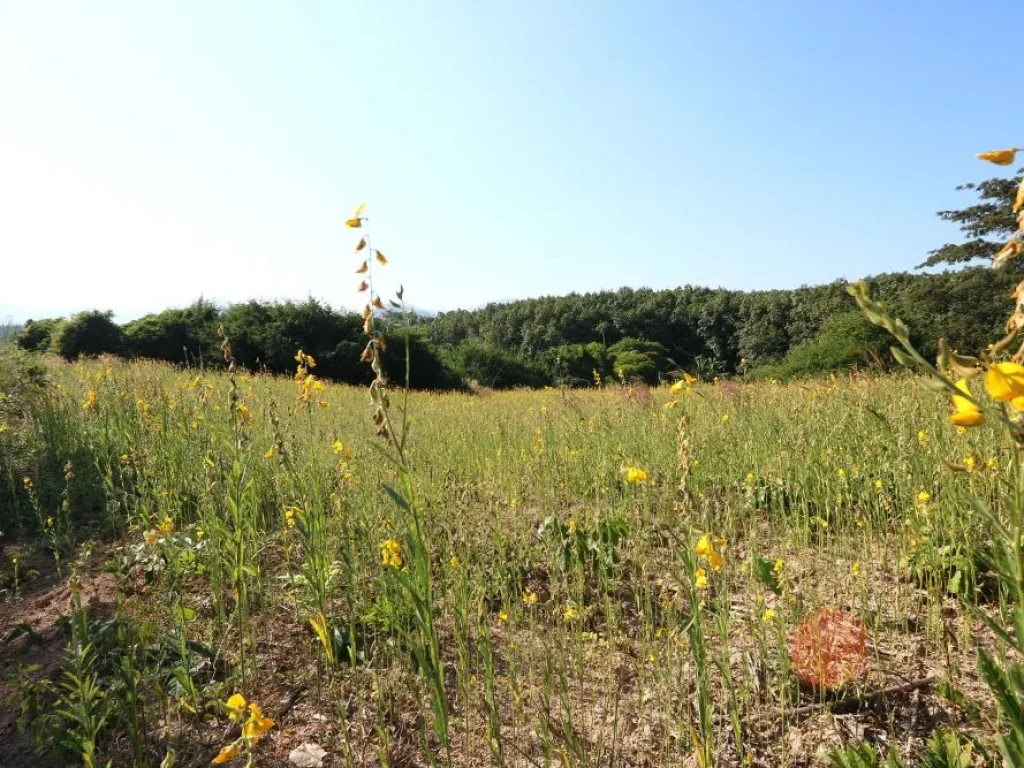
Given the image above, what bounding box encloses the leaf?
[289,743,328,767]
[753,556,782,596]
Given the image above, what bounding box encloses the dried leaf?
[289,742,328,768]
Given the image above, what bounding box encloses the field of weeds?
[0,348,1017,767]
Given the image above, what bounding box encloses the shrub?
[16,318,64,352]
[51,311,123,360]
[751,312,891,380]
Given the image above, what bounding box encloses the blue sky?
[0,1,1020,322]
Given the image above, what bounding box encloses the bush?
[538,343,610,387]
[751,312,891,380]
[51,311,123,360]
[441,341,547,389]
[17,317,64,352]
[608,338,667,384]
[122,300,221,365]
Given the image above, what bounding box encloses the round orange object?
[789,608,867,689]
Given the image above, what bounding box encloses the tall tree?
[920,169,1023,268]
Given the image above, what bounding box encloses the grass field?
[0,353,1016,767]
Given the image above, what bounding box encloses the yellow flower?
[951,378,984,426]
[987,362,1024,402]
[224,693,247,722]
[375,250,388,265]
[745,472,755,485]
[45,516,54,527]
[144,529,158,546]
[82,390,97,410]
[665,400,678,410]
[721,413,730,422]
[694,568,708,590]
[522,591,539,604]
[332,440,344,454]
[563,604,579,621]
[964,455,977,471]
[977,148,1019,165]
[874,479,883,490]
[242,703,274,746]
[449,555,459,567]
[236,404,249,423]
[851,561,861,577]
[346,217,362,228]
[264,447,275,459]
[497,609,509,626]
[381,538,403,568]
[357,280,369,292]
[356,261,369,274]
[212,743,240,763]
[917,490,931,504]
[284,506,297,529]
[762,608,776,623]
[837,468,846,479]
[372,296,385,310]
[158,516,174,534]
[670,379,686,395]
[355,237,367,252]
[987,458,999,470]
[773,557,784,573]
[624,466,647,485]
[917,429,927,444]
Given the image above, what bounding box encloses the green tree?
[16,318,64,352]
[51,311,123,360]
[919,169,1023,268]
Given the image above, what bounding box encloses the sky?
[1,1,1021,323]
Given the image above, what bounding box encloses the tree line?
[15,168,1022,388]
[10,267,1016,388]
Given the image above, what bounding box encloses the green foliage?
[52,311,123,360]
[17,317,64,352]
[122,300,220,365]
[750,312,891,380]
[608,338,666,383]
[827,742,904,768]
[440,340,546,389]
[920,169,1023,268]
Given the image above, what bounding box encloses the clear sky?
[1,1,1020,323]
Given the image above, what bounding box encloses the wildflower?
[522,591,539,604]
[964,455,977,471]
[375,250,388,265]
[372,295,385,310]
[120,453,130,465]
[837,468,846,479]
[284,506,297,529]
[987,458,999,470]
[381,538,403,568]
[916,490,931,504]
[721,413,730,422]
[497,609,508,626]
[212,743,240,764]
[45,516,54,527]
[144,530,158,546]
[917,430,927,445]
[874,479,883,490]
[22,476,32,491]
[236,404,249,423]
[345,202,366,228]
[763,608,776,623]
[564,604,579,621]
[951,378,984,426]
[694,534,724,570]
[624,466,647,485]
[987,362,1024,406]
[264,447,275,459]
[224,693,247,722]
[242,703,274,746]
[357,280,369,292]
[449,555,459,567]
[851,561,861,576]
[694,568,708,590]
[977,148,1019,165]
[355,237,366,252]
[773,558,784,573]
[670,379,687,395]
[745,472,755,485]
[82,390,97,410]
[957,426,967,435]
[332,440,344,454]
[158,516,174,534]
[196,528,205,540]
[665,400,678,410]
[356,261,369,274]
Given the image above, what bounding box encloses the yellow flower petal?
[375,250,388,265]
[345,217,362,228]
[224,694,247,722]
[354,202,366,216]
[986,362,1024,402]
[356,261,369,274]
[977,149,1018,165]
[212,743,240,763]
